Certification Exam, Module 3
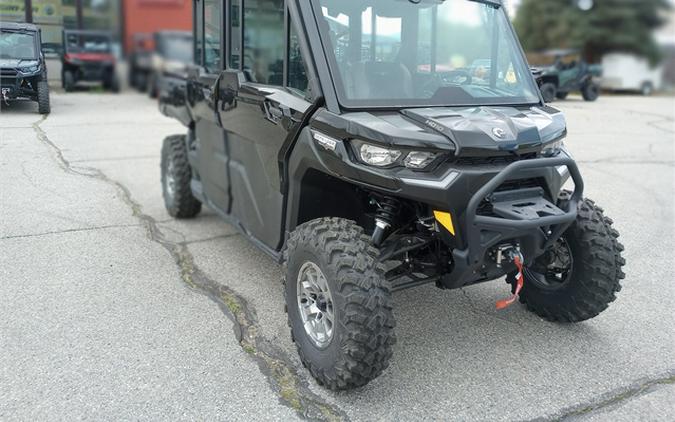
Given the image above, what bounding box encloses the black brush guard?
[442,157,584,289]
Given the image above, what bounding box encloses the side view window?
[204,0,221,72]
[243,0,284,85]
[288,20,309,95]
[194,0,204,66]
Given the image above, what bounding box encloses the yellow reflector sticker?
[434,211,455,236]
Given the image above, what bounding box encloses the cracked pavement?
[1,93,674,421]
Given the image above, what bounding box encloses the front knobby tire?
[283,218,396,390]
[540,83,557,103]
[37,80,50,114]
[161,134,201,219]
[582,82,600,101]
[520,193,626,322]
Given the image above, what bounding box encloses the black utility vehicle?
[130,31,193,98]
[128,33,154,92]
[61,30,119,92]
[161,0,625,390]
[0,22,50,114]
[531,49,602,102]
[151,31,193,99]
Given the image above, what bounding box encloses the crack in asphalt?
[31,115,348,422]
[0,223,143,240]
[533,371,675,421]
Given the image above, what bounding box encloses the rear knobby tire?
[63,71,75,92]
[161,134,201,219]
[520,193,626,322]
[37,80,50,114]
[283,217,396,390]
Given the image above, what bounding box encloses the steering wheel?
[440,70,473,86]
[420,69,473,98]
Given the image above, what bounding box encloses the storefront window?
[0,0,27,22]
[82,0,119,31]
[31,0,76,55]
[0,0,119,55]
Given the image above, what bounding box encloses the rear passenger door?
[216,0,314,251]
[187,0,231,212]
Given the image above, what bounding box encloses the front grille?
[454,152,538,167]
[1,68,18,78]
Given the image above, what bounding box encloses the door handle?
[263,101,289,124]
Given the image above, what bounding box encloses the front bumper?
[1,68,40,100]
[442,156,583,288]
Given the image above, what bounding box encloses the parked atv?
[0,22,50,114]
[61,30,119,92]
[531,49,602,102]
[161,0,625,390]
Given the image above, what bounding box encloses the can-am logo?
[492,127,507,139]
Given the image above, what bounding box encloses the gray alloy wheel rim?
[165,159,176,200]
[296,261,335,348]
[525,236,574,290]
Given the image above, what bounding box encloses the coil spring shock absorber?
[371,196,401,247]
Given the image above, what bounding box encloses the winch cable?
[496,252,525,310]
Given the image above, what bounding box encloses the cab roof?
[0,22,39,32]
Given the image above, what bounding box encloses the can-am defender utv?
[61,30,119,92]
[0,22,50,114]
[160,0,625,390]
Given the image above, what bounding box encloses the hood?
[312,106,566,156]
[0,58,36,68]
[400,106,566,155]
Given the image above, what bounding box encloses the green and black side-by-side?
[0,22,50,114]
[159,0,625,390]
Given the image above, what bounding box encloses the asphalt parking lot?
[1,92,674,421]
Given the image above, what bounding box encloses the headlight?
[542,140,565,157]
[404,151,438,169]
[358,143,402,167]
[352,140,441,170]
[19,65,39,74]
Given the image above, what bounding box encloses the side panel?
[218,82,310,249]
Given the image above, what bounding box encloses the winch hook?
[496,249,525,310]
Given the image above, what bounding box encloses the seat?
[345,61,413,100]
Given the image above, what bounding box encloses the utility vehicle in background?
[150,31,194,99]
[160,0,625,390]
[0,22,50,114]
[128,33,154,92]
[61,30,119,92]
[531,49,602,102]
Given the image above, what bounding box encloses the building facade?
[0,0,191,55]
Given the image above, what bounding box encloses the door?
[216,1,313,250]
[187,0,230,212]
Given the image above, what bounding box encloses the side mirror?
[219,69,245,111]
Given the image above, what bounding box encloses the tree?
[514,0,671,63]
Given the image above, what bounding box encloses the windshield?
[158,35,193,63]
[314,0,540,108]
[0,31,37,60]
[65,33,112,54]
